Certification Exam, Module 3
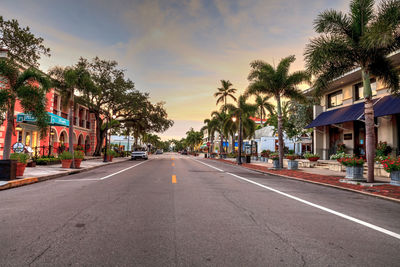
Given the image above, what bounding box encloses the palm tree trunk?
[220,133,223,157]
[260,107,263,125]
[276,94,284,168]
[93,115,103,156]
[3,101,15,160]
[362,70,375,183]
[68,99,75,168]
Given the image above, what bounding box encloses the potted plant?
[304,153,320,162]
[330,152,351,162]
[107,149,117,162]
[380,157,400,186]
[261,150,269,162]
[59,151,73,168]
[269,153,280,169]
[286,154,298,170]
[74,150,84,168]
[10,153,29,177]
[338,156,365,181]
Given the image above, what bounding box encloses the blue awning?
[306,95,400,129]
[305,102,364,128]
[374,95,400,117]
[17,112,69,127]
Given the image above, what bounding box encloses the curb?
[207,158,400,204]
[0,158,131,191]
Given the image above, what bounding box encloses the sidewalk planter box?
[0,160,17,180]
[308,157,319,162]
[61,159,72,168]
[390,171,400,186]
[272,160,280,169]
[287,160,298,170]
[345,166,365,181]
[16,163,27,177]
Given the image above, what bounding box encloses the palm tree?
[255,94,274,125]
[201,118,218,155]
[210,110,228,157]
[304,0,400,183]
[247,55,310,168]
[0,59,51,159]
[225,94,258,164]
[49,65,93,165]
[214,80,237,112]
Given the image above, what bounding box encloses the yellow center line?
[172,175,177,184]
[171,157,175,160]
[172,162,175,167]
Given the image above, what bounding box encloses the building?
[0,84,98,159]
[306,52,400,160]
[253,126,301,154]
[110,135,135,151]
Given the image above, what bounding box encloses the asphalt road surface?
[1,153,400,266]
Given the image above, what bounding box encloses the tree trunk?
[276,94,284,168]
[3,101,15,160]
[260,107,263,125]
[69,99,75,167]
[220,133,223,157]
[93,115,105,156]
[362,70,375,183]
[238,116,243,164]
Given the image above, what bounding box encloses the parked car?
[131,150,148,160]
[156,149,163,154]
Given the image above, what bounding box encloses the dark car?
[181,150,188,155]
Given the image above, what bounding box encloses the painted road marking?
[195,159,400,240]
[172,162,175,166]
[57,160,151,182]
[172,175,177,184]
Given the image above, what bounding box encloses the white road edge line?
[192,159,400,240]
[57,159,151,181]
[192,158,224,172]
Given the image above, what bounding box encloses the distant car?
[181,150,188,155]
[156,149,163,154]
[131,150,148,160]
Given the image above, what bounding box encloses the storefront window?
[25,132,31,146]
[328,90,343,108]
[355,78,376,100]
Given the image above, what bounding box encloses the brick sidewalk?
[207,158,400,202]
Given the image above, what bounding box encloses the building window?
[355,78,376,100]
[328,90,343,108]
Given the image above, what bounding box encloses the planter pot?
[61,159,72,168]
[16,163,27,177]
[74,159,83,169]
[308,157,320,162]
[345,166,365,181]
[288,160,298,170]
[390,171,400,186]
[107,155,114,162]
[272,159,280,169]
[0,160,17,180]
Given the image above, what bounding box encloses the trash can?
[245,155,251,163]
[204,153,208,158]
[0,160,17,180]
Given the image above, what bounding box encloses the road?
[0,153,400,266]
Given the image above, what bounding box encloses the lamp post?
[48,128,55,156]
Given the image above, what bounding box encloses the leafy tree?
[0,61,51,159]
[304,0,400,182]
[247,55,310,168]
[185,128,203,152]
[0,16,50,67]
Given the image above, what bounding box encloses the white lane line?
[57,160,151,182]
[193,159,400,240]
[192,158,224,172]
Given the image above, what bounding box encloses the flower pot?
[345,166,365,181]
[107,155,113,162]
[308,157,320,162]
[61,159,72,168]
[272,159,280,169]
[390,171,400,186]
[16,163,27,177]
[74,158,83,169]
[288,160,298,170]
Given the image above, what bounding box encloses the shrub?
[285,154,298,160]
[269,153,279,160]
[59,151,73,160]
[10,153,30,164]
[74,150,84,159]
[337,143,346,153]
[376,141,392,157]
[330,152,352,160]
[261,150,270,157]
[304,153,320,160]
[338,156,365,167]
[381,157,400,173]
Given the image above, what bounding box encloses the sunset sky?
[1,0,349,139]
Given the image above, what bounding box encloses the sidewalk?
[0,157,130,191]
[207,157,400,202]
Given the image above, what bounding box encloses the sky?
[1,0,349,139]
